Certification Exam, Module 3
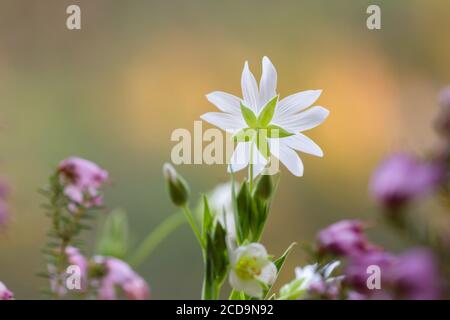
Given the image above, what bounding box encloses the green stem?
[128,213,186,267]
[182,205,204,248]
[249,143,254,192]
[202,279,220,300]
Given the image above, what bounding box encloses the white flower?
[201,56,329,177]
[279,261,342,300]
[295,261,343,291]
[229,243,277,298]
[207,182,237,238]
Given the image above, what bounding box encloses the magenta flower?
[58,157,108,211]
[0,281,14,300]
[370,153,443,210]
[392,249,442,300]
[317,220,376,257]
[345,248,442,300]
[345,250,396,294]
[94,257,149,300]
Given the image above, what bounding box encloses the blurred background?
[0,0,449,299]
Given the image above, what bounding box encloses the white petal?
[229,271,263,298]
[274,90,322,120]
[241,61,259,112]
[228,142,250,173]
[323,261,340,278]
[272,106,329,133]
[259,56,277,108]
[206,91,242,115]
[269,140,304,176]
[242,243,268,258]
[200,112,246,133]
[283,133,324,157]
[257,262,277,285]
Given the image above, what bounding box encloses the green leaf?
[236,181,251,240]
[96,209,129,259]
[257,95,278,127]
[278,278,306,300]
[254,174,273,200]
[266,125,294,138]
[229,289,242,300]
[274,242,297,272]
[240,103,258,128]
[212,222,228,282]
[263,242,297,300]
[202,196,212,241]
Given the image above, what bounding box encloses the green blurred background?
[0,0,449,299]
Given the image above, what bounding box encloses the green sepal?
[240,103,258,128]
[266,125,294,138]
[257,95,278,127]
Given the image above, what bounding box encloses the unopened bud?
[163,163,189,207]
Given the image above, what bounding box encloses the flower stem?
[249,143,254,192]
[182,205,204,248]
[128,212,186,267]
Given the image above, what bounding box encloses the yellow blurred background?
[0,0,449,299]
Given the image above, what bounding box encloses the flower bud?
[254,174,273,200]
[163,163,189,207]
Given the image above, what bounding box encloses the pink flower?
[0,281,14,300]
[317,220,376,257]
[66,246,88,290]
[370,153,443,210]
[58,157,108,211]
[49,247,89,296]
[345,248,442,300]
[95,257,149,300]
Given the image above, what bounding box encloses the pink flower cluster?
[93,256,150,300]
[52,246,149,300]
[317,220,442,300]
[58,157,109,212]
[370,153,444,210]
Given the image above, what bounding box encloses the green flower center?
[235,256,263,280]
[234,96,294,159]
